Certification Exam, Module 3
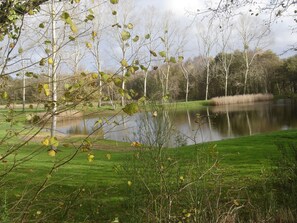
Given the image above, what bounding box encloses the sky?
[1,0,296,75]
[140,0,296,58]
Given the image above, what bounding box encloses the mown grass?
[1,104,297,222]
[1,129,296,222]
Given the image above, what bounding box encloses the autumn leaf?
[88,154,95,162]
[121,30,131,41]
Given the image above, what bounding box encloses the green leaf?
[25,72,33,77]
[169,57,177,63]
[18,47,23,54]
[178,56,184,62]
[133,35,139,42]
[39,23,45,28]
[110,0,119,4]
[86,14,95,21]
[44,40,51,45]
[122,103,139,116]
[159,51,166,58]
[61,11,71,22]
[121,31,131,41]
[145,34,150,39]
[39,58,46,66]
[113,77,122,87]
[1,92,8,100]
[69,36,76,41]
[150,50,157,57]
[112,10,117,15]
[100,72,111,82]
[140,65,148,71]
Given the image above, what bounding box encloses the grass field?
[1,102,297,222]
[1,128,296,222]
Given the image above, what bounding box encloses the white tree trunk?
[51,0,57,149]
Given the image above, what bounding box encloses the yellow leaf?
[48,149,56,157]
[131,141,141,147]
[86,42,92,48]
[48,57,53,64]
[70,23,78,33]
[179,176,184,182]
[50,137,59,147]
[42,137,50,146]
[43,84,50,97]
[233,199,240,206]
[92,73,99,79]
[88,154,95,162]
[106,153,111,160]
[120,59,128,67]
[92,31,97,40]
[127,181,132,186]
[28,10,34,15]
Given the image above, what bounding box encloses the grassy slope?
[1,130,296,222]
[1,103,296,222]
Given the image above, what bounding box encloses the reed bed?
[210,94,274,105]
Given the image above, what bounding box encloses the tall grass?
[210,94,274,105]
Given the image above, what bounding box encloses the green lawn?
[1,129,296,222]
[1,104,297,222]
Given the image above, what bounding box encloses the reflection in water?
[56,99,297,147]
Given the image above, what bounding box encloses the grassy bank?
[1,128,297,222]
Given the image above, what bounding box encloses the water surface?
[56,99,297,146]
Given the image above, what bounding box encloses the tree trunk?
[243,50,249,95]
[21,53,26,111]
[121,75,125,107]
[50,0,57,150]
[144,71,148,98]
[224,70,228,97]
[205,60,210,100]
[165,63,170,98]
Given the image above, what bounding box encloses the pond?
[56,99,297,147]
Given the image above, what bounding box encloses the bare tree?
[237,15,270,94]
[217,17,234,96]
[196,19,218,100]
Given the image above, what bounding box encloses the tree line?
[3,50,297,104]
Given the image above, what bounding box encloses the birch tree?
[217,17,234,96]
[237,15,270,94]
[196,20,218,100]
